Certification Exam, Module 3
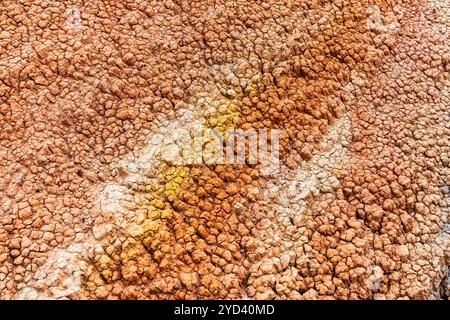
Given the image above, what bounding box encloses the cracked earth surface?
[0,0,448,299]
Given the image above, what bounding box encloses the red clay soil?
[0,0,448,299]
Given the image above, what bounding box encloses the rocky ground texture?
[0,0,448,299]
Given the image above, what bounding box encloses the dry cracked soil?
[0,0,448,300]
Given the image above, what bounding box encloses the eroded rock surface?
[0,0,448,299]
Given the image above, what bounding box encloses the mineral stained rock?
[0,0,448,300]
